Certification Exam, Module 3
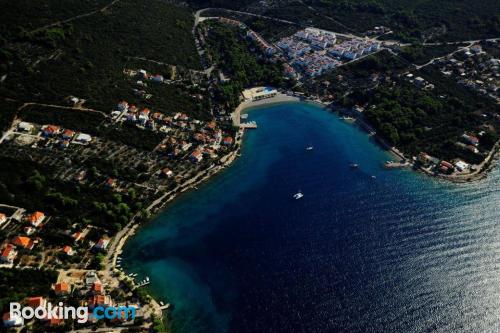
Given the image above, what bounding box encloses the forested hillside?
[188,0,499,42]
[0,0,201,114]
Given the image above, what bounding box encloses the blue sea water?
[122,102,500,333]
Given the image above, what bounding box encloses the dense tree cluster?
[204,22,288,108]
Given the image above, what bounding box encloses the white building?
[75,133,92,143]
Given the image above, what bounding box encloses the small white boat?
[306,146,314,151]
[349,163,359,169]
[371,175,377,179]
[145,276,150,282]
[293,191,304,200]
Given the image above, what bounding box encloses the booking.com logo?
[10,302,136,323]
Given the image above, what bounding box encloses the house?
[189,150,203,163]
[3,312,24,327]
[72,231,84,242]
[223,137,234,146]
[54,282,70,296]
[92,281,104,295]
[462,133,479,146]
[12,236,34,250]
[418,152,433,165]
[59,140,70,149]
[42,125,60,137]
[62,129,75,140]
[152,74,164,83]
[470,44,482,54]
[88,295,113,309]
[62,245,74,256]
[49,317,64,327]
[85,271,101,285]
[414,77,426,86]
[27,296,47,309]
[75,133,92,143]
[455,160,470,172]
[104,178,116,189]
[27,211,45,227]
[94,238,110,251]
[18,122,34,132]
[160,168,174,178]
[0,244,17,263]
[0,213,6,225]
[117,101,129,111]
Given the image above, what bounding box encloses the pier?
[240,121,258,129]
[384,161,411,169]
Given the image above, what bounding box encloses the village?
[436,44,499,102]
[0,61,241,331]
[276,27,381,78]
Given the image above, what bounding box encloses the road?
[195,8,298,27]
[30,0,121,33]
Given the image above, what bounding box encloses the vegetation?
[351,77,498,164]
[398,44,464,65]
[308,50,409,98]
[0,100,21,132]
[0,156,140,239]
[20,105,106,135]
[203,22,288,108]
[0,268,57,310]
[190,0,500,42]
[202,9,300,41]
[0,0,110,37]
[299,0,500,42]
[0,0,201,114]
[101,124,165,151]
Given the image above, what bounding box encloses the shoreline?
[106,125,246,326]
[107,94,498,328]
[327,102,499,183]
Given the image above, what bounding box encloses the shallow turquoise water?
[123,102,500,332]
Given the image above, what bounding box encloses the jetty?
[240,121,258,129]
[159,303,173,311]
[384,161,411,169]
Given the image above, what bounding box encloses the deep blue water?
[122,102,500,333]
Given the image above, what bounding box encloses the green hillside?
[0,0,201,112]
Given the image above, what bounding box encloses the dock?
[240,121,257,129]
[159,303,173,311]
[384,161,411,169]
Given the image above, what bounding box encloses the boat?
[293,191,304,200]
[305,146,314,151]
[349,163,359,169]
[371,175,377,179]
[145,276,150,282]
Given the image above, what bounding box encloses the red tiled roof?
[54,282,70,293]
[12,236,33,249]
[27,297,45,308]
